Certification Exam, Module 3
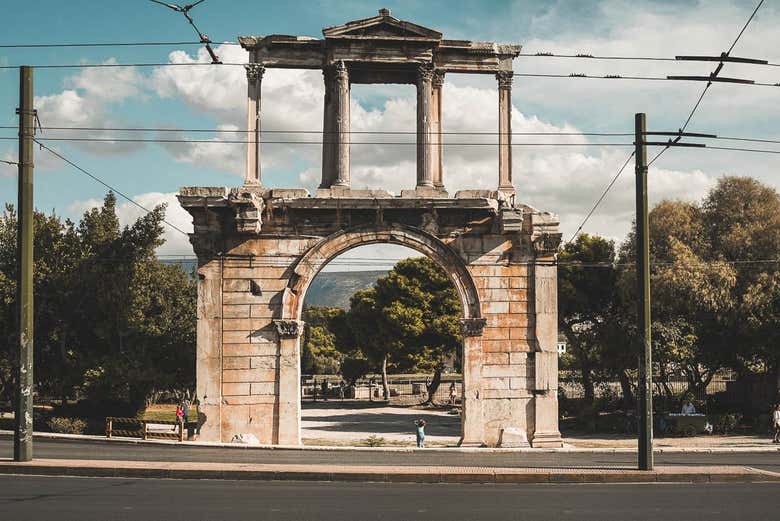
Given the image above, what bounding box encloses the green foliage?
[46,416,87,435]
[344,257,462,400]
[302,306,346,374]
[0,192,196,412]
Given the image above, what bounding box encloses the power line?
[0,136,635,147]
[33,139,190,237]
[566,152,636,245]
[567,0,767,242]
[0,41,227,49]
[512,72,780,87]
[0,126,635,137]
[3,125,780,146]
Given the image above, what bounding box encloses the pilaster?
[274,320,304,445]
[431,70,445,190]
[459,317,486,447]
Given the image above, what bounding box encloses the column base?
[530,430,564,448]
[401,187,449,199]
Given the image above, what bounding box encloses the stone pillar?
[431,70,445,190]
[320,66,336,188]
[274,319,303,445]
[333,61,350,187]
[196,261,222,441]
[244,63,265,186]
[530,263,563,447]
[459,317,486,446]
[416,64,434,189]
[496,71,515,198]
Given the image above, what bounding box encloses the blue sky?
[1,0,778,267]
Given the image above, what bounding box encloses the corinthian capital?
[496,70,514,90]
[334,60,349,80]
[460,318,487,337]
[432,69,445,89]
[417,63,434,84]
[245,63,265,83]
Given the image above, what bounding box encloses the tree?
[0,192,197,413]
[345,257,462,402]
[301,306,347,374]
[558,233,622,405]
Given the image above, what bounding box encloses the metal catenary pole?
[15,65,34,462]
[635,113,653,470]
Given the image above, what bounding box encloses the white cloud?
[70,192,194,257]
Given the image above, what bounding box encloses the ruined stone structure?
[179,9,563,448]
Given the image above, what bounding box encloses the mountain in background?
[304,270,388,309]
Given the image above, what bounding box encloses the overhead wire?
[32,139,190,237]
[566,0,767,243]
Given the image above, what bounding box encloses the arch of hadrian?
[179,9,563,447]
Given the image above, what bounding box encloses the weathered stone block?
[498,427,530,448]
[250,382,276,395]
[482,327,509,340]
[509,301,527,314]
[482,352,509,365]
[223,279,250,292]
[223,357,251,370]
[482,364,524,378]
[250,356,277,369]
[223,305,251,318]
[223,382,250,396]
[482,301,509,314]
[250,304,280,318]
[483,377,510,390]
[223,368,276,383]
[223,343,278,357]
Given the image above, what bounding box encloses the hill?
[304,270,387,309]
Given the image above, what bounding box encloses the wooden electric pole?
[635,112,653,470]
[15,65,34,462]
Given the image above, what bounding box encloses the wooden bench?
[105,417,185,442]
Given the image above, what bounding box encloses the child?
[414,419,426,448]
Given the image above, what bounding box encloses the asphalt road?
[0,475,777,521]
[2,434,779,472]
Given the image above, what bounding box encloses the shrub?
[365,435,386,447]
[712,413,742,434]
[46,417,87,435]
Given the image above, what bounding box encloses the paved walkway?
[1,457,778,484]
[300,402,777,450]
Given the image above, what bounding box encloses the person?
[449,382,457,405]
[182,400,190,425]
[773,404,780,444]
[414,419,426,448]
[681,399,696,415]
[173,404,184,431]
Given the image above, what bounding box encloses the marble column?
[320,66,337,188]
[274,319,304,445]
[244,63,265,186]
[333,61,350,187]
[459,317,486,447]
[497,71,515,197]
[416,64,434,189]
[431,70,445,190]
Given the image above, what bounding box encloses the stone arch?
[278,223,486,447]
[281,223,481,322]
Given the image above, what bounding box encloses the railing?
[301,375,463,404]
[105,417,185,442]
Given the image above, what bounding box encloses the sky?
[1,0,778,271]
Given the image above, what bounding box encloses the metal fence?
[301,375,462,404]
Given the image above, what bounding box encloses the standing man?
[773,404,780,443]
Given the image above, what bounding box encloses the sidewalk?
[1,458,778,484]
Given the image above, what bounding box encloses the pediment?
[323,9,442,40]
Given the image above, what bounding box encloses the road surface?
[0,475,776,521]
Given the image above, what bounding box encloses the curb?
[0,459,778,484]
[2,431,779,454]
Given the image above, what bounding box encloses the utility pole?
[634,113,653,471]
[15,65,34,462]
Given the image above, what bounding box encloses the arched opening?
[280,225,485,447]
